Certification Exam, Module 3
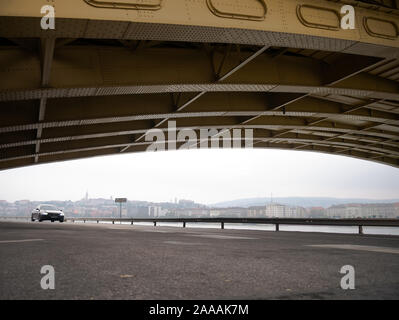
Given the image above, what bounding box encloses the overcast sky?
[1,149,399,204]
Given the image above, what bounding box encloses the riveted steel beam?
[1,0,398,57]
[34,37,55,163]
[121,45,270,152]
[1,136,399,172]
[1,47,398,101]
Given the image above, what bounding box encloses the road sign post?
[115,198,127,224]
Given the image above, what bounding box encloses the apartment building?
[326,203,399,219]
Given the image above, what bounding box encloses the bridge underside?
[0,0,399,170]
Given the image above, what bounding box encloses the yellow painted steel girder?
[0,0,398,170]
[1,0,399,52]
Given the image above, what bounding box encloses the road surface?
[1,220,399,299]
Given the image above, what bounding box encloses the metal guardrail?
[1,216,399,234]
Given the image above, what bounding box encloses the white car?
[31,204,65,222]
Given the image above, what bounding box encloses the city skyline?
[2,196,398,220]
[3,194,399,208]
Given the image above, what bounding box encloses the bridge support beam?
[35,37,55,163]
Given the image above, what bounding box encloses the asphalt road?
[1,220,399,300]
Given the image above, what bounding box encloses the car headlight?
[41,212,48,215]
[60,212,64,216]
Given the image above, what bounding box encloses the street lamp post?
[115,198,127,224]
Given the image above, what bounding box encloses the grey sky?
[0,149,399,204]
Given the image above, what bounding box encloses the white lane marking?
[0,239,44,244]
[307,244,399,255]
[189,234,258,240]
[126,228,173,233]
[163,241,204,245]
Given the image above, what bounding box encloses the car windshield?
[40,205,57,211]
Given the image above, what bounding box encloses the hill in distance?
[210,197,399,208]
